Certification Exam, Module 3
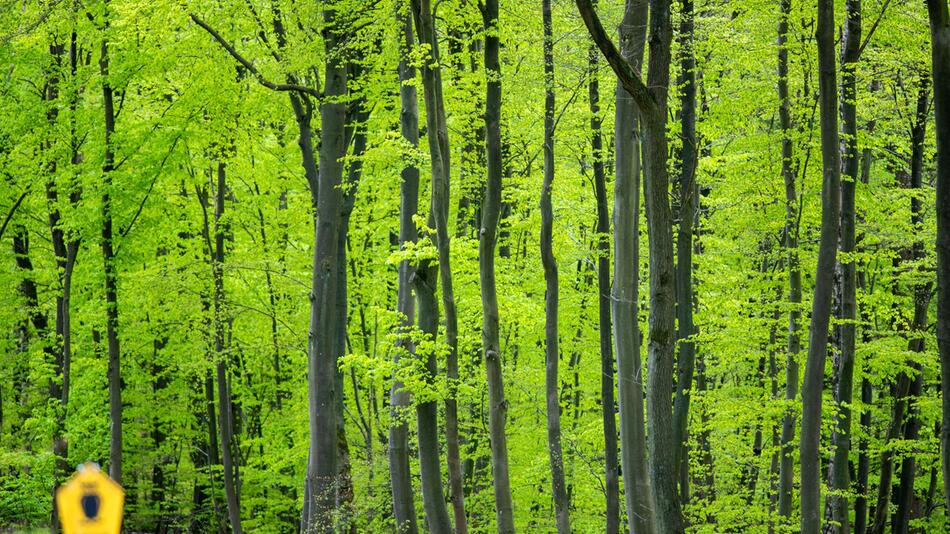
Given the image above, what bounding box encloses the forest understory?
[1,0,949,533]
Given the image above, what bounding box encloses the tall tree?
[301,4,349,530]
[671,0,699,501]
[892,73,931,534]
[539,0,569,530]
[579,0,655,531]
[480,0,516,531]
[587,18,621,534]
[209,162,243,534]
[823,0,860,530]
[799,0,842,530]
[391,6,421,534]
[576,0,683,530]
[408,0,455,531]
[775,0,802,521]
[98,0,123,485]
[925,0,950,515]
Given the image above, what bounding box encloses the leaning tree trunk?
[799,0,842,529]
[480,1,516,531]
[587,29,621,534]
[540,0,570,530]
[390,6,420,534]
[823,1,860,531]
[925,0,950,515]
[98,4,123,485]
[671,0,699,503]
[301,5,348,532]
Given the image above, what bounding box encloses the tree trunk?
[588,31,621,534]
[409,1,463,531]
[209,162,243,534]
[891,74,931,534]
[638,1,685,531]
[672,0,699,505]
[390,7,420,534]
[854,376,873,534]
[925,0,950,516]
[98,6,123,485]
[301,5,348,531]
[480,1,516,531]
[776,0,803,521]
[799,0,842,528]
[823,2,860,531]
[575,0,656,531]
[540,0,570,531]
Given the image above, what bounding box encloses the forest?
[0,0,949,532]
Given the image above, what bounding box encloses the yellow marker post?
[55,462,124,534]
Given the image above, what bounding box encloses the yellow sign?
[55,463,124,534]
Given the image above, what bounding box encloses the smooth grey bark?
[925,0,950,516]
[799,0,842,529]
[588,30,621,534]
[480,1,516,531]
[576,0,683,530]
[671,0,699,503]
[407,1,461,531]
[391,7,420,534]
[98,6,123,485]
[302,5,348,532]
[540,0,570,530]
[823,1,860,531]
[776,0,802,521]
[211,162,243,534]
[575,0,656,531]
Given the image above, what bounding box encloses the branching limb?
[190,13,321,100]
[574,0,657,118]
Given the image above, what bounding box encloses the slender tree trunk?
[390,7,420,534]
[799,0,842,529]
[672,0,699,505]
[776,0,803,521]
[210,162,243,534]
[98,5,123,485]
[854,376,872,534]
[637,1,685,531]
[588,30,621,534]
[870,374,910,534]
[576,0,657,530]
[823,2,860,531]
[538,0,569,530]
[302,5,348,531]
[480,1,515,531]
[409,2,463,530]
[892,75,931,534]
[924,0,950,516]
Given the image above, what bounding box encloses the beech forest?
[1,0,949,532]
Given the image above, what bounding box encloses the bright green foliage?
[0,0,946,532]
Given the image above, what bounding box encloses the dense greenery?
[0,0,948,532]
